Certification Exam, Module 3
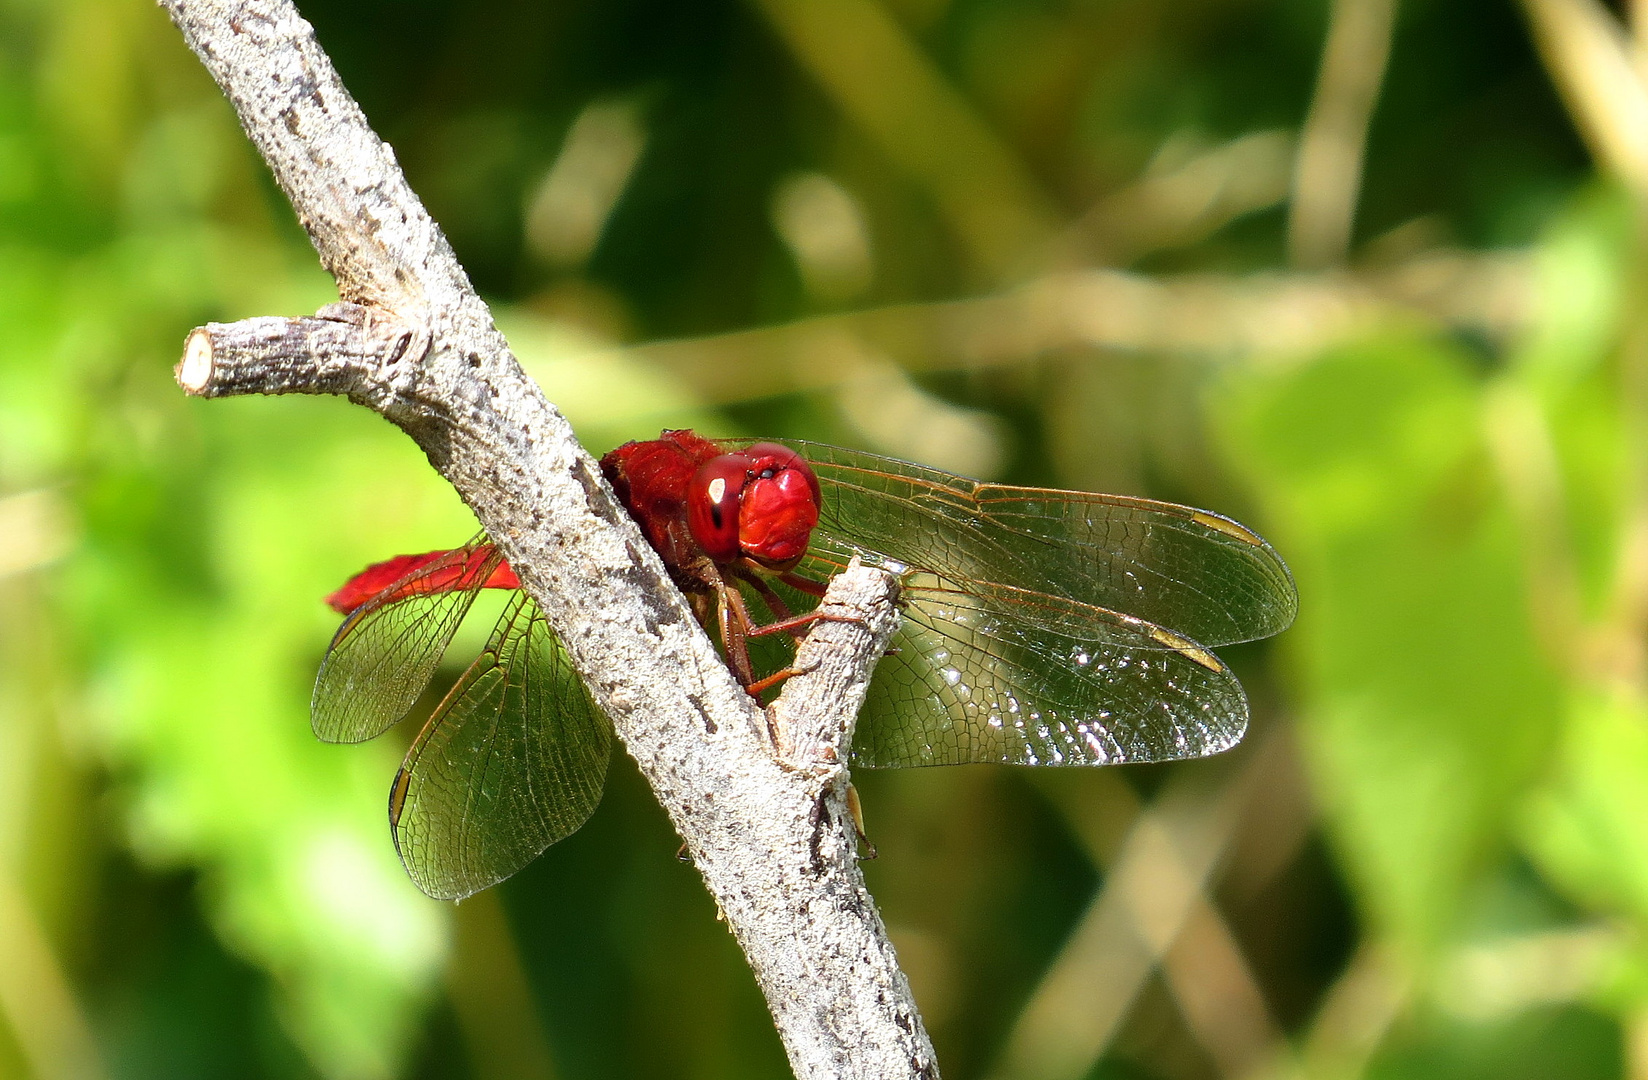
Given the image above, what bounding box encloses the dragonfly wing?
[391,594,611,901]
[311,544,502,744]
[965,488,1296,646]
[789,441,1295,647]
[849,571,1248,768]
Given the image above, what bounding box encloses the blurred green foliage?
[4,0,1648,1078]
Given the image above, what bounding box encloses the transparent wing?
[795,540,1247,768]
[780,440,1297,648]
[390,593,612,901]
[853,572,1247,768]
[311,542,504,744]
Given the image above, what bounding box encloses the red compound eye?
[736,444,820,570]
[686,444,821,569]
[687,452,755,563]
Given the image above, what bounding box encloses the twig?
[0,877,106,1080]
[1520,0,1648,200]
[1054,130,1295,269]
[751,0,1059,283]
[987,733,1288,1080]
[1290,942,1409,1079]
[768,559,902,768]
[1289,0,1397,268]
[158,3,936,1077]
[629,253,1533,405]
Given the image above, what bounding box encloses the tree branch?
[158,2,937,1076]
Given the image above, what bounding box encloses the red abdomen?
[326,547,519,615]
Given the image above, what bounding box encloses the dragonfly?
[314,429,1297,900]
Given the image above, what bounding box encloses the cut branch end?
[177,329,215,394]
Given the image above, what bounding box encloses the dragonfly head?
[687,442,820,571]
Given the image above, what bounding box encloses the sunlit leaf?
[1216,334,1565,959]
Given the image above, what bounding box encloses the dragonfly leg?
[730,565,800,625]
[746,609,863,639]
[745,658,823,697]
[740,610,876,695]
[728,563,867,641]
[713,575,758,687]
[716,567,867,695]
[777,571,827,598]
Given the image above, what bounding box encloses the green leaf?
[1524,687,1648,931]
[1216,335,1564,960]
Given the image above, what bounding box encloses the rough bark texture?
[159,3,938,1076]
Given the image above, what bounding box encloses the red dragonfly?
[314,429,1296,899]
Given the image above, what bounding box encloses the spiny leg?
[778,570,828,598]
[717,565,871,698]
[713,571,757,686]
[731,564,801,629]
[728,564,865,641]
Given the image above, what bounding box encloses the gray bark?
[159,2,938,1076]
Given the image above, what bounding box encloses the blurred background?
[2,0,1646,1076]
